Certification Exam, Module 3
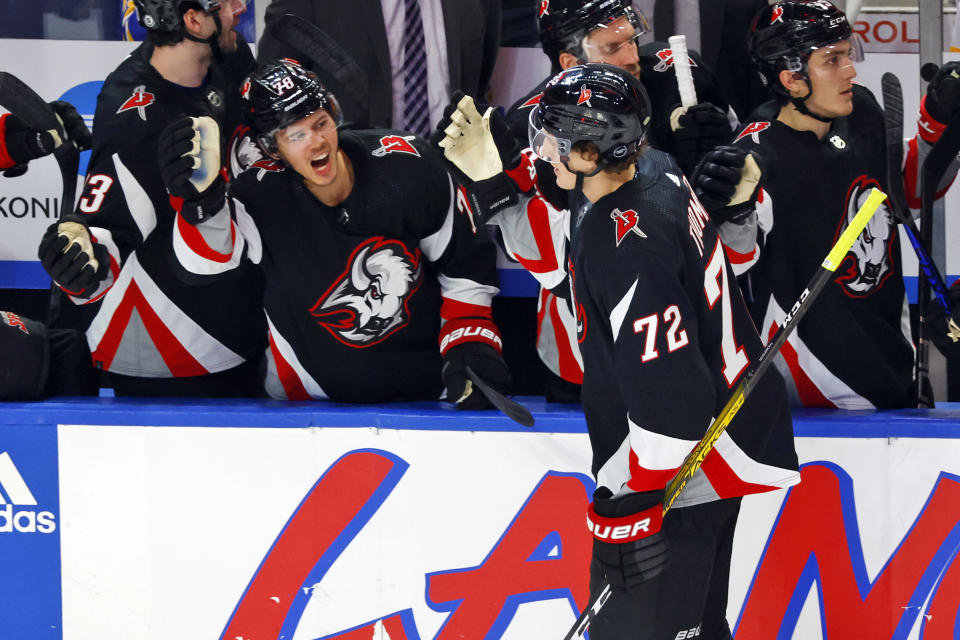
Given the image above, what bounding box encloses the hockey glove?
[50,101,93,152]
[924,61,960,125]
[0,112,59,174]
[158,115,226,225]
[590,488,670,590]
[432,93,520,226]
[440,317,510,410]
[669,102,732,175]
[691,145,763,225]
[38,219,109,298]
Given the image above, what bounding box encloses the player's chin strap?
[184,12,224,62]
[790,77,834,124]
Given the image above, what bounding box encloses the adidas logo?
[0,452,56,534]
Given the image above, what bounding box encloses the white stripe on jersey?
[609,278,638,342]
[265,313,329,400]
[628,415,700,475]
[113,152,157,241]
[419,175,455,262]
[436,274,499,307]
[234,200,262,264]
[172,208,246,276]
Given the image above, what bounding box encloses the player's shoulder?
[345,128,448,182]
[637,40,704,77]
[230,159,289,203]
[96,46,169,135]
[730,101,782,151]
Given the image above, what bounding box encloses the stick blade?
[465,366,535,427]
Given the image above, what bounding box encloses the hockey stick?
[465,365,535,427]
[912,63,960,407]
[562,187,889,640]
[668,35,697,108]
[881,72,951,312]
[267,13,371,127]
[0,71,78,219]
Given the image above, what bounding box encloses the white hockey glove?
[432,92,519,227]
[158,115,225,225]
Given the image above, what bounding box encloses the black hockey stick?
[268,14,371,127]
[562,188,888,640]
[465,365,535,427]
[0,71,78,219]
[912,64,960,407]
[881,72,951,311]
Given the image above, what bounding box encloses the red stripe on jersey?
[626,447,681,493]
[0,114,15,169]
[513,197,560,274]
[723,241,757,266]
[91,282,209,377]
[175,211,235,262]
[440,298,493,322]
[768,322,836,408]
[699,448,780,499]
[904,137,920,210]
[268,332,311,400]
[548,293,583,383]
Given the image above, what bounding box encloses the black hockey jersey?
[570,149,798,505]
[497,42,735,383]
[57,39,265,379]
[175,130,500,402]
[729,85,921,409]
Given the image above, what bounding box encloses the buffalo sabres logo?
[372,135,421,157]
[310,237,423,347]
[734,121,771,144]
[770,5,784,24]
[611,208,647,245]
[538,0,549,17]
[116,85,155,121]
[834,176,893,297]
[653,48,699,73]
[577,86,593,107]
[228,125,269,177]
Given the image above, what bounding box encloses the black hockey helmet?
[538,0,649,69]
[133,0,219,32]
[528,63,651,172]
[749,1,863,98]
[241,58,344,154]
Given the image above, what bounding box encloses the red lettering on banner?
[736,463,960,638]
[903,21,919,44]
[852,21,869,43]
[321,611,414,639]
[425,473,593,638]
[874,20,896,44]
[222,450,408,640]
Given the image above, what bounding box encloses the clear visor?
[528,109,572,164]
[580,5,651,60]
[797,35,865,72]
[205,0,249,15]
[274,104,344,150]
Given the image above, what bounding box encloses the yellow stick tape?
[823,188,887,271]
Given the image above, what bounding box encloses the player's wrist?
[919,95,949,144]
[465,173,519,226]
[179,177,226,225]
[588,492,664,543]
[438,316,502,356]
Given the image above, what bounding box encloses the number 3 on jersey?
[704,243,749,385]
[78,175,114,214]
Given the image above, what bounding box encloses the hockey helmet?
[241,58,344,154]
[528,63,651,171]
[538,0,650,68]
[133,0,219,32]
[749,0,863,97]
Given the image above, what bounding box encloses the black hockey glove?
[924,61,960,124]
[691,145,763,225]
[50,100,93,151]
[926,280,960,357]
[1,113,59,176]
[670,102,732,175]
[158,114,226,225]
[38,219,110,298]
[440,317,510,410]
[590,488,670,590]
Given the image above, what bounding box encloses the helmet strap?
[790,75,834,124]
[183,12,223,61]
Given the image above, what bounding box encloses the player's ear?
[181,7,208,38]
[558,51,581,70]
[778,69,807,98]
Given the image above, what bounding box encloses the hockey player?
[36,0,267,398]
[700,0,960,409]
[0,102,98,399]
[159,59,509,405]
[523,63,798,638]
[443,0,738,399]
